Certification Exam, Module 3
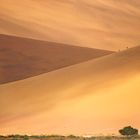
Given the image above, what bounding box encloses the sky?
[0,0,140,50]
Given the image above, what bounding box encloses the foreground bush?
[119,126,138,136]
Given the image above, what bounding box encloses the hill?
[0,34,113,84]
[0,46,140,134]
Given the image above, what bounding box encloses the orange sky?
[0,0,140,50]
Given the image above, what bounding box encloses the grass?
[0,135,140,140]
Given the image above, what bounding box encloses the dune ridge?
[0,46,140,134]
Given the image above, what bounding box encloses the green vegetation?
[119,126,138,136]
[0,135,140,140]
[0,127,139,140]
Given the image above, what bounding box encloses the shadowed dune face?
[0,46,140,134]
[0,0,140,50]
[0,34,113,84]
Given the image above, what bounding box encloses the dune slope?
[0,34,113,84]
[0,46,140,134]
[0,0,140,50]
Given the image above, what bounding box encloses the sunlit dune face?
[0,72,140,135]
[0,47,140,135]
[0,0,140,50]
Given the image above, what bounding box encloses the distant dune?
[0,0,140,50]
[0,34,113,84]
[0,46,140,134]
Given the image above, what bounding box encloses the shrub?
[119,126,138,136]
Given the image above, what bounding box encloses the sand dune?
[0,0,140,50]
[0,46,140,134]
[0,34,113,84]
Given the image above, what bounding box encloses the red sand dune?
[0,46,140,134]
[0,34,113,84]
